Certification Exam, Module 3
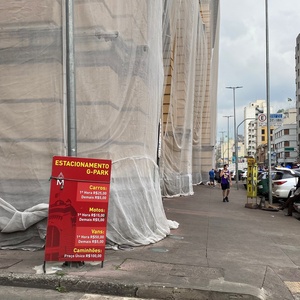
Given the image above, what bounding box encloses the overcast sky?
[217,0,300,142]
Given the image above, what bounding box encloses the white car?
[230,170,235,180]
[272,167,300,200]
[241,170,247,180]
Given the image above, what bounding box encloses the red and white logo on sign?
[258,114,267,122]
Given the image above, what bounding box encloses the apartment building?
[274,124,297,167]
[246,106,296,166]
[243,100,267,157]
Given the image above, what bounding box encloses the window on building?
[262,129,265,134]
[285,152,290,158]
[284,129,289,135]
[262,136,265,141]
[284,141,290,146]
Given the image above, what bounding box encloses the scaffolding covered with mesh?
[0,0,219,249]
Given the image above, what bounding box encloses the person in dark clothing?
[214,169,221,185]
[220,164,231,202]
[209,169,215,187]
[279,177,300,216]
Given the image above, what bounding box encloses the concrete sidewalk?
[1,184,300,299]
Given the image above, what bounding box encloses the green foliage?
[56,286,67,293]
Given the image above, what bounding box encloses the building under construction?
[0,0,219,249]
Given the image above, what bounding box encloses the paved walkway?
[1,183,300,299]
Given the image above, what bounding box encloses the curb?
[0,273,262,299]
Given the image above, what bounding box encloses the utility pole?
[226,86,243,189]
[220,131,226,165]
[265,0,272,204]
[223,116,233,164]
[66,0,77,157]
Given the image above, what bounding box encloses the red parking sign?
[258,113,266,122]
[44,156,112,262]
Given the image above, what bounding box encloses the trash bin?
[257,173,269,198]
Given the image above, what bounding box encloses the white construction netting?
[0,0,219,249]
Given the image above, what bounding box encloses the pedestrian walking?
[220,164,231,202]
[215,168,221,187]
[209,168,215,187]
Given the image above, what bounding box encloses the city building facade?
[216,135,245,168]
[296,34,300,153]
[274,124,297,167]
[243,100,267,157]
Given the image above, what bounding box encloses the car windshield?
[257,171,276,180]
[293,169,300,177]
[273,168,300,180]
[273,172,292,180]
[258,173,265,180]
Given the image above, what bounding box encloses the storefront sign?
[44,156,112,262]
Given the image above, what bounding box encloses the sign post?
[245,157,258,208]
[44,156,112,271]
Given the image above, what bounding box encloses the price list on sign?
[44,156,111,263]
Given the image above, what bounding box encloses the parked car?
[230,170,236,180]
[231,169,245,180]
[272,167,300,200]
[241,170,247,181]
[241,169,262,181]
